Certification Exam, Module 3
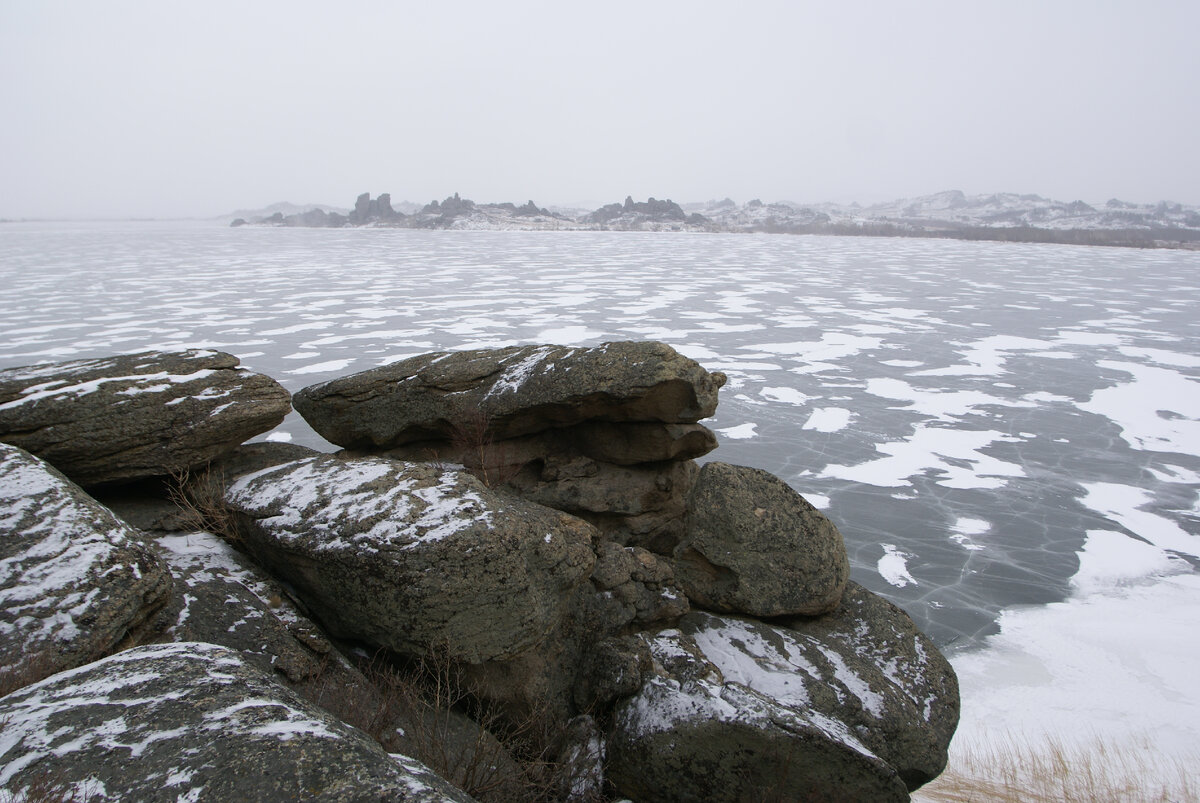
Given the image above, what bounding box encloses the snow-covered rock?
[0,443,172,681]
[223,455,596,663]
[607,614,912,802]
[0,349,291,486]
[0,642,476,802]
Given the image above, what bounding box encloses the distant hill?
[223,201,351,221]
[230,191,1200,249]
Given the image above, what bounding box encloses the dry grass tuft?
[309,649,572,802]
[914,732,1199,803]
[0,652,63,699]
[448,408,525,489]
[166,465,238,544]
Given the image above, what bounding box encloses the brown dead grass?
[914,732,1199,803]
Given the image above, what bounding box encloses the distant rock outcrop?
[230,190,1200,247]
[583,195,708,229]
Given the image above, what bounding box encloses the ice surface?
[2,223,1198,769]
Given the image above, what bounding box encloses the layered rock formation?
[0,340,959,802]
[0,349,291,486]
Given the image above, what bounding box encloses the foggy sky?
[3,1,1198,219]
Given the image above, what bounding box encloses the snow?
[802,407,853,432]
[947,531,1200,761]
[716,422,757,440]
[0,368,217,409]
[822,426,1024,490]
[283,358,356,375]
[1078,360,1200,454]
[878,545,919,588]
[225,458,493,553]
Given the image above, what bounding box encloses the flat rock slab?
[224,455,596,663]
[0,642,476,802]
[0,443,172,680]
[293,341,726,449]
[674,461,849,617]
[0,349,291,486]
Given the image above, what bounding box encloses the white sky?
[2,1,1197,218]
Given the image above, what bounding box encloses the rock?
[572,635,651,711]
[783,582,960,788]
[555,715,606,801]
[588,541,688,626]
[144,530,335,684]
[606,615,910,803]
[674,461,848,617]
[0,349,291,486]
[0,642,477,802]
[0,443,172,683]
[507,457,698,552]
[384,421,717,470]
[223,454,596,663]
[293,341,726,449]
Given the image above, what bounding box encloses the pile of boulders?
[0,342,959,802]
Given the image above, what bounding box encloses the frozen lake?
[3,220,1199,758]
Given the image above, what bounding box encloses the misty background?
[2,0,1197,220]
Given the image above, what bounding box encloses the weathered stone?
[674,461,849,617]
[0,642,477,802]
[0,349,291,486]
[223,455,596,663]
[383,421,717,471]
[607,615,910,802]
[508,457,697,552]
[589,541,688,626]
[144,530,334,684]
[555,715,606,801]
[293,341,726,449]
[783,582,960,789]
[572,635,651,711]
[0,443,172,681]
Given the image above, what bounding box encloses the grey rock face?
[0,349,291,486]
[0,443,172,680]
[293,341,726,449]
[144,530,334,684]
[0,642,477,802]
[674,461,849,616]
[606,615,910,803]
[784,582,960,788]
[223,454,596,663]
[508,456,698,552]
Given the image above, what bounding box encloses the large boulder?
[674,461,849,617]
[783,582,960,788]
[606,614,910,802]
[0,642,476,802]
[223,454,596,663]
[0,443,172,682]
[685,609,955,791]
[293,341,726,449]
[0,349,291,486]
